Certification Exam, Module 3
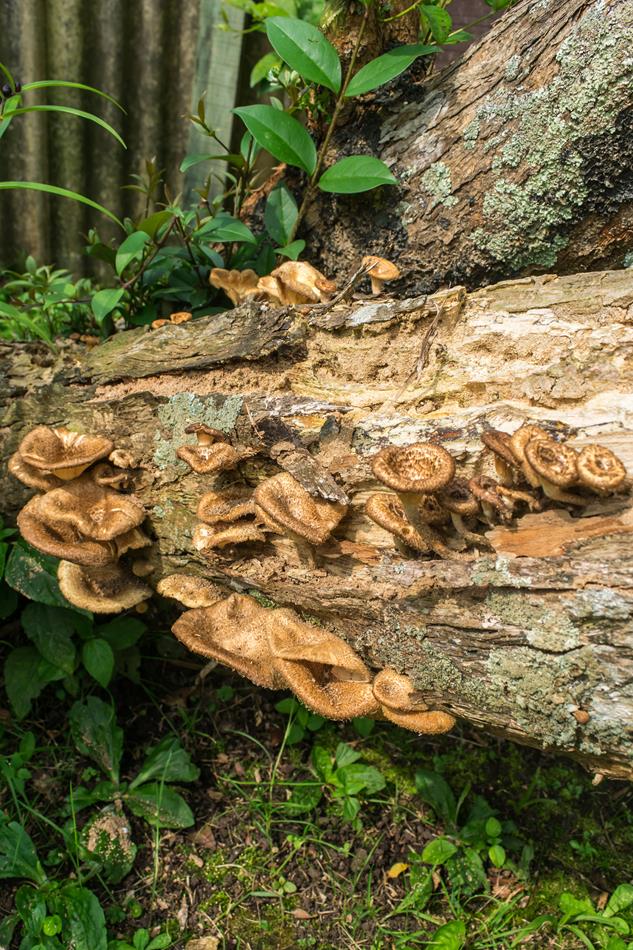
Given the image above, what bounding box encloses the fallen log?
[1,267,632,779]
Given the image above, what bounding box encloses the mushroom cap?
[576,444,627,493]
[364,492,429,552]
[19,426,113,479]
[91,463,133,490]
[437,478,480,518]
[372,443,456,494]
[417,493,451,525]
[156,574,225,608]
[170,311,192,325]
[197,487,255,525]
[17,495,116,565]
[372,669,427,711]
[172,593,280,688]
[108,448,138,469]
[57,560,152,613]
[184,424,228,444]
[481,430,517,468]
[192,522,266,552]
[151,319,170,329]
[524,438,578,487]
[115,527,151,557]
[271,261,337,304]
[509,424,551,464]
[8,452,63,491]
[209,268,260,306]
[467,476,513,520]
[256,275,285,306]
[37,476,146,541]
[253,472,347,546]
[361,255,400,281]
[177,442,249,474]
[269,610,379,719]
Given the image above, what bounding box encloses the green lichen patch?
[420,161,458,210]
[153,392,243,469]
[485,592,580,652]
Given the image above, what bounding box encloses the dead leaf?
[290,908,313,920]
[386,862,409,879]
[186,939,220,950]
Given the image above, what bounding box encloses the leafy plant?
[275,695,326,744]
[108,927,173,950]
[529,886,633,950]
[309,741,386,827]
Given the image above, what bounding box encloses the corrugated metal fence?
[0,0,244,272]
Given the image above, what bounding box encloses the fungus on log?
[1,268,633,779]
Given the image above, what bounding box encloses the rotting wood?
[1,268,632,779]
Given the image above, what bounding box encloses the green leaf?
[233,105,317,174]
[345,44,439,97]
[485,816,502,838]
[2,104,125,147]
[342,796,360,822]
[4,646,66,719]
[605,884,633,918]
[264,183,298,245]
[420,5,453,44]
[69,697,123,784]
[130,737,199,790]
[198,214,257,244]
[125,784,194,829]
[488,844,506,867]
[15,883,47,932]
[5,540,86,609]
[147,934,172,949]
[559,892,594,917]
[21,603,78,676]
[179,153,244,173]
[352,716,375,738]
[52,884,107,950]
[339,763,386,796]
[318,156,397,193]
[311,745,334,783]
[0,816,46,883]
[415,769,457,826]
[422,836,458,866]
[0,182,123,226]
[335,743,361,768]
[22,80,125,112]
[427,919,466,949]
[82,639,115,688]
[265,17,341,92]
[137,210,173,239]
[97,617,146,651]
[115,231,149,275]
[80,806,137,884]
[275,239,305,260]
[250,51,282,87]
[91,288,124,323]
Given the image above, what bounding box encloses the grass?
[1,610,633,949]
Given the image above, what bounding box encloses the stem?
[120,217,177,292]
[287,7,370,245]
[174,215,206,289]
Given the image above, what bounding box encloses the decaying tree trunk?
[1,268,632,779]
[308,0,633,294]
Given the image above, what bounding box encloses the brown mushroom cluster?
[210,261,336,308]
[366,429,628,560]
[10,426,152,613]
[165,581,454,734]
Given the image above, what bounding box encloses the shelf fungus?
[57,561,152,613]
[17,426,113,481]
[268,261,337,305]
[36,475,146,541]
[372,669,455,734]
[193,521,267,552]
[209,268,260,307]
[197,487,256,525]
[177,424,255,474]
[253,471,348,565]
[156,574,225,608]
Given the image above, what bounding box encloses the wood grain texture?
[1,268,632,778]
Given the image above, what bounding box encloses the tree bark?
[306,0,633,294]
[1,268,632,779]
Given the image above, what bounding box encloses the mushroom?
[37,475,146,541]
[437,478,484,544]
[524,438,585,505]
[364,492,430,554]
[8,452,63,491]
[468,475,514,524]
[197,487,255,525]
[151,319,170,329]
[253,472,347,565]
[509,424,552,488]
[177,425,254,475]
[192,522,266,552]
[481,429,521,487]
[18,426,113,481]
[115,527,152,557]
[109,448,138,469]
[361,256,400,296]
[17,494,116,565]
[90,463,133,490]
[171,593,282,688]
[576,444,627,495]
[156,574,225,608]
[209,268,260,306]
[269,261,337,305]
[371,443,466,559]
[57,560,152,613]
[372,669,456,734]
[269,610,379,719]
[170,311,192,325]
[255,275,285,306]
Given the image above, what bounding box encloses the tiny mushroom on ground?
[18,425,113,481]
[361,256,401,296]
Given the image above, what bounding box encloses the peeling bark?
[1,269,632,779]
[307,0,633,294]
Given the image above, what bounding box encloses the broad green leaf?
[605,884,633,917]
[80,806,137,884]
[130,736,200,790]
[264,183,298,245]
[265,17,341,92]
[2,104,125,147]
[352,716,375,738]
[488,844,506,867]
[5,540,84,609]
[52,884,107,950]
[250,51,282,87]
[115,231,149,275]
[318,156,397,193]
[198,214,256,244]
[125,784,194,829]
[0,183,123,227]
[335,743,361,768]
[345,44,440,97]
[559,892,594,917]
[91,288,124,323]
[340,763,386,796]
[427,919,466,949]
[147,934,172,949]
[97,617,146,651]
[420,5,453,44]
[233,105,316,174]
[0,816,46,883]
[311,745,334,783]
[342,796,360,822]
[82,639,115,688]
[69,697,123,784]
[285,784,322,816]
[275,239,305,260]
[485,816,502,838]
[22,80,125,112]
[137,210,173,238]
[422,836,458,866]
[21,603,78,675]
[179,152,244,173]
[15,884,47,932]
[4,646,66,719]
[415,769,457,826]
